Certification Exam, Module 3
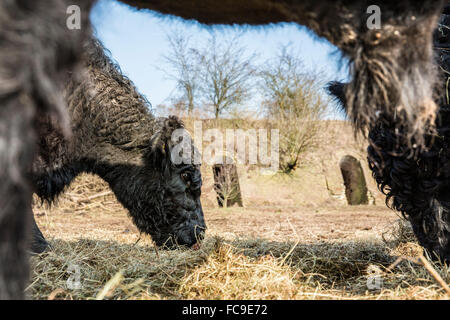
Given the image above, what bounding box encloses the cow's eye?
[181,172,190,183]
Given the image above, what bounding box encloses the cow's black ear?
[144,116,185,169]
[326,81,348,115]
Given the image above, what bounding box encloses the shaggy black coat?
[0,0,446,299]
[327,5,450,261]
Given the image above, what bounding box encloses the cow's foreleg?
[30,213,49,255]
[0,95,36,299]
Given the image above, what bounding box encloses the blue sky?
[90,0,349,119]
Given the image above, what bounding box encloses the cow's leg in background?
[0,94,36,299]
[0,0,93,299]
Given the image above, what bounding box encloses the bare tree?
[196,33,256,119]
[162,32,199,115]
[259,46,327,173]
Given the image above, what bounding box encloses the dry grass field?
[29,121,450,300]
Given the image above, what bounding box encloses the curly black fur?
[326,4,450,261]
[367,107,450,261]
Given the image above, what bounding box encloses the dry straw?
[30,175,449,300]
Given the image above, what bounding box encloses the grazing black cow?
[31,38,206,253]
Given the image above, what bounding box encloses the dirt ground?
[35,193,398,247]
